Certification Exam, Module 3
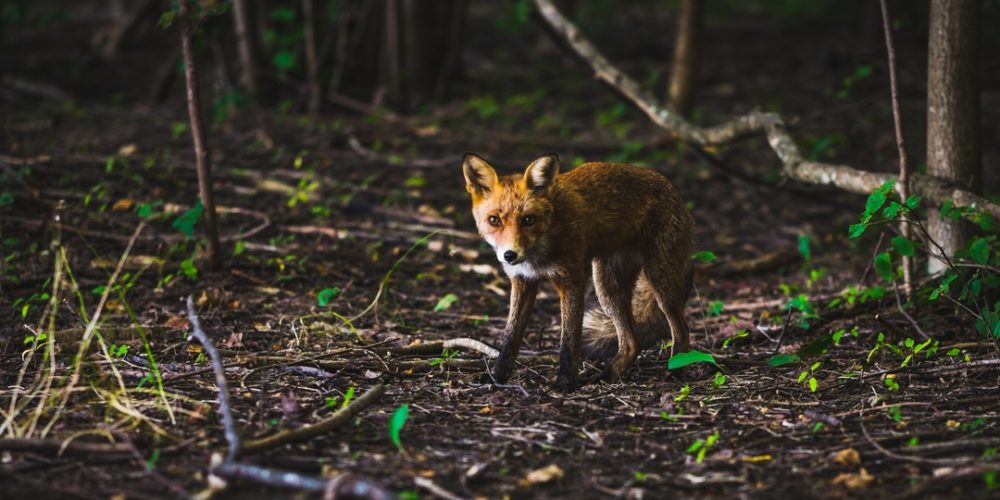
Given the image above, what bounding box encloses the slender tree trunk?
[879,0,913,296]
[926,0,982,274]
[667,0,705,117]
[435,0,467,100]
[400,0,429,107]
[231,0,258,95]
[384,0,401,96]
[178,0,222,270]
[302,0,321,117]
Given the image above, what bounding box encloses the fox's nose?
[503,250,518,263]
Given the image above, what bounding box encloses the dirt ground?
[2,2,999,499]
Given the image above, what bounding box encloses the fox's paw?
[552,374,577,392]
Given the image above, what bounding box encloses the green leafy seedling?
[389,404,410,453]
[668,350,719,370]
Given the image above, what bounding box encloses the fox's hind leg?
[644,248,692,357]
[592,252,642,381]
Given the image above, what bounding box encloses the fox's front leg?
[489,277,539,383]
[553,274,586,391]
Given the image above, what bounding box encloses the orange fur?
[464,153,694,389]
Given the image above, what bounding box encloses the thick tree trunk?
[926,0,982,274]
[667,0,704,117]
[178,0,222,270]
[231,0,258,95]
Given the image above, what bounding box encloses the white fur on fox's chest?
[502,261,553,280]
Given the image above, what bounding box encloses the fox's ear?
[523,153,559,191]
[463,153,499,196]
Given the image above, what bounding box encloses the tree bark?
[667,0,704,117]
[530,0,999,225]
[231,0,259,95]
[178,0,222,270]
[302,0,321,117]
[926,0,982,274]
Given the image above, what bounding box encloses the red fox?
[463,153,694,389]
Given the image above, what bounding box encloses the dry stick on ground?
[241,384,385,455]
[186,295,241,461]
[858,409,978,466]
[530,0,1000,223]
[178,0,222,270]
[879,0,914,299]
[185,296,392,497]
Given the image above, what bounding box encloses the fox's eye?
[521,215,536,226]
[488,215,501,227]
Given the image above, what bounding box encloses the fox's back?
[552,162,691,253]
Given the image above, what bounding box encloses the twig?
[414,476,465,500]
[0,438,132,456]
[186,295,241,461]
[771,305,795,355]
[530,0,1000,223]
[240,384,385,455]
[438,338,500,358]
[858,409,975,465]
[892,281,930,339]
[879,0,913,298]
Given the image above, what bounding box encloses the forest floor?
[2,5,1000,499]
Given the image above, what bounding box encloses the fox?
[463,153,695,389]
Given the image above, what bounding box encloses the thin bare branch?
[186,295,241,461]
[880,0,913,297]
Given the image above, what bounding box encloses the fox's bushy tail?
[581,271,691,358]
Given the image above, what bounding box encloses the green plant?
[686,431,720,463]
[668,350,719,370]
[389,404,410,453]
[433,293,459,311]
[797,361,821,392]
[430,349,458,367]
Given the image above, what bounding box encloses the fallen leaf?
[520,464,565,486]
[831,468,874,489]
[223,332,243,348]
[742,454,772,463]
[118,143,138,157]
[163,314,190,330]
[833,448,860,466]
[111,198,135,211]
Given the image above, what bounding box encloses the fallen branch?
[240,384,385,455]
[393,338,500,358]
[185,294,392,496]
[186,295,241,461]
[0,438,132,456]
[531,0,1000,221]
